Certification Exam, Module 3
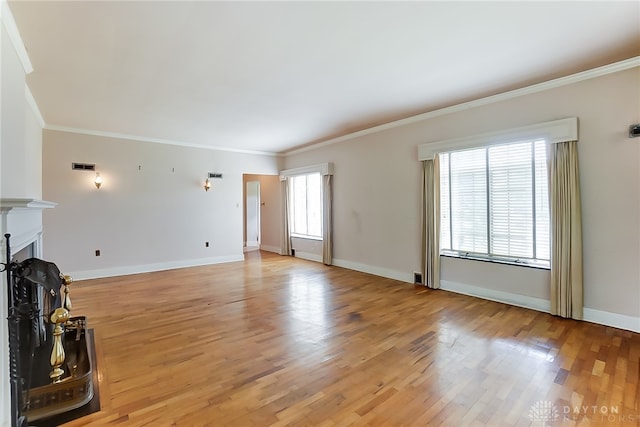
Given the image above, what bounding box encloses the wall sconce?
[204,178,211,191]
[94,172,103,189]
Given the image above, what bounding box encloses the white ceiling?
[9,1,640,154]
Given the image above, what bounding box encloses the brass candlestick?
[50,307,69,383]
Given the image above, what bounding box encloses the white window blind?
[290,173,322,238]
[450,148,487,253]
[439,139,549,267]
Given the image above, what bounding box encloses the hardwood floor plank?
[53,251,639,426]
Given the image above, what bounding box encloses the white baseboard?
[294,251,322,263]
[246,240,259,247]
[260,244,281,254]
[440,280,552,313]
[319,258,640,334]
[332,258,413,283]
[440,279,640,333]
[583,308,640,333]
[69,254,245,281]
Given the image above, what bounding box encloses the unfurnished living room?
[1,1,639,426]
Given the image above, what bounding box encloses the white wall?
[284,66,640,331]
[0,9,44,426]
[290,236,323,262]
[42,130,280,279]
[24,89,43,197]
[0,22,8,427]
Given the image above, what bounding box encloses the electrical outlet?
[205,242,209,247]
[95,249,101,256]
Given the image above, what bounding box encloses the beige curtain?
[421,157,441,289]
[322,174,333,265]
[280,177,292,256]
[549,140,583,319]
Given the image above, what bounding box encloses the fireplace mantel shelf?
[1,198,56,257]
[0,198,57,211]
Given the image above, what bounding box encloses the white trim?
[440,279,640,333]
[259,244,281,254]
[0,0,33,74]
[245,240,259,247]
[68,254,244,281]
[418,117,578,160]
[293,250,322,263]
[285,57,639,157]
[583,308,640,334]
[44,125,279,157]
[332,258,413,283]
[0,198,57,210]
[25,85,45,127]
[280,162,334,178]
[2,227,42,256]
[440,279,551,313]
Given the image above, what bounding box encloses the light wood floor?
[60,251,639,426]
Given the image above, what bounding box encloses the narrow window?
[290,172,323,239]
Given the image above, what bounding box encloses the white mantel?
[0,198,57,210]
[0,198,56,259]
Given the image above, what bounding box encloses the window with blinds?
[290,173,323,239]
[439,139,549,268]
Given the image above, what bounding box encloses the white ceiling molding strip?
[25,85,45,127]
[280,163,334,178]
[1,0,33,74]
[43,125,279,157]
[418,117,578,160]
[285,57,639,157]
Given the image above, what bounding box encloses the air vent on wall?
[208,172,223,179]
[72,163,96,171]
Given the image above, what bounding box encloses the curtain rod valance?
[418,117,578,160]
[280,162,334,179]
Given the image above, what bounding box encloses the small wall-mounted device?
[629,124,640,138]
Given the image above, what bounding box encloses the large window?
[290,173,322,238]
[439,139,549,267]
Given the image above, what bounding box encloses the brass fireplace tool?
[62,274,73,311]
[49,274,74,383]
[49,307,69,382]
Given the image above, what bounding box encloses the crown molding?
[44,125,280,157]
[285,56,640,157]
[1,0,33,74]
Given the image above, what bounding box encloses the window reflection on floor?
[287,273,330,348]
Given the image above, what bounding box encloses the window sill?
[440,251,550,270]
[290,234,323,241]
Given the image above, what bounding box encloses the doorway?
[245,180,260,251]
